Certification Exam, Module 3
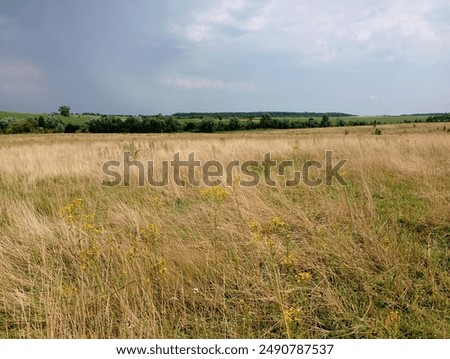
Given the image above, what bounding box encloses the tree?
[163,116,180,133]
[336,118,346,127]
[307,117,316,128]
[199,118,217,133]
[260,113,274,128]
[58,105,71,117]
[320,114,330,127]
[64,123,81,133]
[226,117,241,131]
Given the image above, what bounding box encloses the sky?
[0,0,449,115]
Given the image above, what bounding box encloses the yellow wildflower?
[155,257,167,275]
[282,254,297,267]
[283,307,302,324]
[248,221,259,233]
[271,216,285,227]
[295,272,312,284]
[385,311,400,326]
[140,223,158,244]
[200,186,229,204]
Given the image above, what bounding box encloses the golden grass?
[0,122,449,338]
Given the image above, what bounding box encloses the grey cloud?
[0,0,449,114]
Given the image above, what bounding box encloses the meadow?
[0,122,449,338]
[0,110,434,128]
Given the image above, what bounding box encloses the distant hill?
[172,111,354,118]
[401,113,449,117]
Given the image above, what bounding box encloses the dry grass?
[0,122,449,338]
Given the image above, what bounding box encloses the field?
[0,111,435,128]
[0,111,95,126]
[0,122,449,338]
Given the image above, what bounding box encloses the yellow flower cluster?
[385,311,400,326]
[60,198,84,222]
[295,272,312,285]
[79,245,100,270]
[154,257,167,275]
[282,254,297,267]
[200,186,229,204]
[60,198,102,235]
[271,216,286,228]
[248,220,259,232]
[248,221,262,241]
[248,216,290,243]
[139,223,158,244]
[283,307,303,324]
[262,216,288,236]
[83,214,102,235]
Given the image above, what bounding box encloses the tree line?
[0,116,66,134]
[86,113,371,133]
[1,112,449,135]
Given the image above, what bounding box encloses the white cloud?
[165,76,255,91]
[184,24,211,43]
[356,29,371,42]
[166,77,225,89]
[168,0,273,45]
[167,0,450,65]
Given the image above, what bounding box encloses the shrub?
[183,122,198,132]
[64,123,81,133]
[199,118,217,133]
[260,113,274,128]
[0,117,13,133]
[163,116,180,133]
[5,118,38,134]
[226,117,241,131]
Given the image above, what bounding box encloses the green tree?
[58,105,71,117]
[260,113,274,128]
[226,117,241,131]
[199,118,217,133]
[320,114,330,127]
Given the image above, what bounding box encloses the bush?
[306,118,317,128]
[260,113,274,128]
[5,118,38,134]
[226,117,241,131]
[199,118,217,133]
[87,116,125,133]
[320,114,330,127]
[0,117,13,133]
[64,123,81,133]
[183,122,198,132]
[123,116,141,133]
[38,117,64,132]
[141,117,163,133]
[163,117,180,133]
[336,119,346,127]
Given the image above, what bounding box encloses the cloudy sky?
[1,0,449,115]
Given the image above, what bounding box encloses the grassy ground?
[0,122,449,338]
[0,111,94,126]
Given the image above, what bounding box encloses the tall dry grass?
[0,122,449,338]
